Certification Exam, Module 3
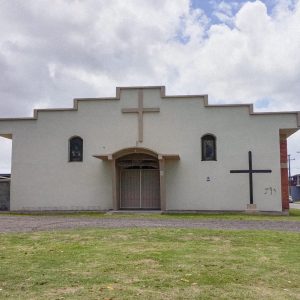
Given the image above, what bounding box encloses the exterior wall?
[291,186,300,201]
[280,135,289,209]
[0,180,10,210]
[162,106,291,212]
[291,174,300,186]
[291,174,300,201]
[0,87,299,211]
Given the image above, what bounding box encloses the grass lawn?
[6,208,300,221]
[0,228,300,299]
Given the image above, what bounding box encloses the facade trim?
[0,86,299,128]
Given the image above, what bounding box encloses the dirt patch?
[1,215,300,232]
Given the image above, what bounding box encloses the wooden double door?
[118,153,161,210]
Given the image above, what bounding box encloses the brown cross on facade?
[122,89,160,142]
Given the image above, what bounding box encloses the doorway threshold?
[106,210,162,215]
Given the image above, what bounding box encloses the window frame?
[69,136,83,162]
[201,134,217,161]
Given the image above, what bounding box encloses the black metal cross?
[230,151,272,205]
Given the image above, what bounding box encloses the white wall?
[0,87,298,211]
[0,137,12,173]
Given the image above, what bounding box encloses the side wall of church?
[0,88,298,211]
[151,96,296,212]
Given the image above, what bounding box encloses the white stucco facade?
[0,86,299,212]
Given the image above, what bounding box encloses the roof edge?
[0,86,299,127]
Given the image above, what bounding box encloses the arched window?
[201,134,216,161]
[69,136,83,162]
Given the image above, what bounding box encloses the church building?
[0,86,299,212]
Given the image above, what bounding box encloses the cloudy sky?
[0,0,300,174]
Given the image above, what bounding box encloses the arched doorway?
[117,153,160,209]
[94,146,180,211]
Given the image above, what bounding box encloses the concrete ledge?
[1,210,109,214]
[0,209,290,216]
[247,204,257,209]
[162,210,244,214]
[245,204,257,213]
[163,210,289,216]
[107,210,162,215]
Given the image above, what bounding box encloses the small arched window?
[69,136,83,162]
[201,134,216,161]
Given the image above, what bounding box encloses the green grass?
[5,208,300,222]
[0,228,300,299]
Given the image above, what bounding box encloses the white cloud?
[212,0,238,23]
[0,0,300,173]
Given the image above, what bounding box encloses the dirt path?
[1,215,300,233]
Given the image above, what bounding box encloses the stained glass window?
[201,134,216,161]
[69,136,83,162]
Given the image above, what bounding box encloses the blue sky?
[191,0,277,19]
